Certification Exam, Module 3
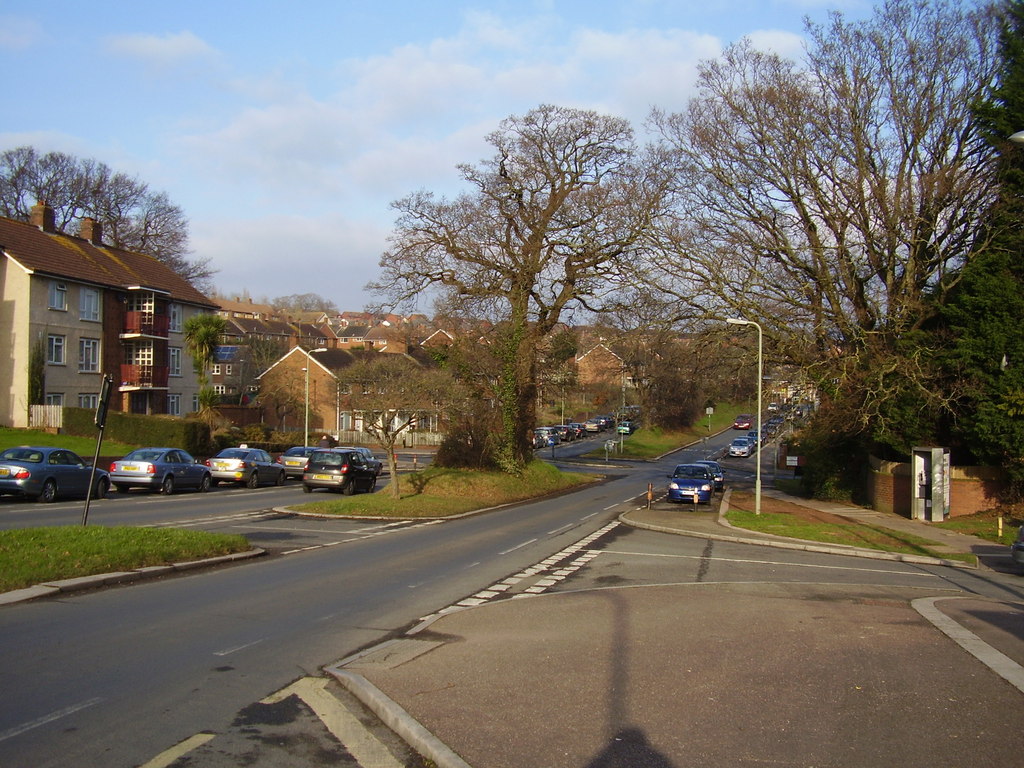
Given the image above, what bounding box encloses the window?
[169,347,182,377]
[191,394,199,413]
[167,394,181,416]
[168,303,182,332]
[212,364,222,375]
[47,335,65,365]
[224,364,233,376]
[78,393,98,409]
[79,288,100,321]
[44,393,64,406]
[48,281,67,310]
[213,384,226,395]
[78,338,100,373]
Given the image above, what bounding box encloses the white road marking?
[0,697,103,743]
[213,639,264,656]
[499,538,538,555]
[600,548,938,576]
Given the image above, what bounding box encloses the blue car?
[693,460,725,491]
[666,463,714,504]
[0,446,109,502]
[109,447,212,494]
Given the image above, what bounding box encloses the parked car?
[692,460,725,491]
[617,420,636,435]
[1011,525,1024,569]
[553,425,574,442]
[535,426,559,446]
[275,446,317,479]
[728,438,755,458]
[568,423,586,440]
[584,419,603,433]
[666,464,714,504]
[302,448,378,495]
[531,429,549,449]
[0,446,109,503]
[732,414,753,430]
[337,446,383,476]
[205,447,285,487]
[109,448,211,494]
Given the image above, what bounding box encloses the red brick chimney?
[30,201,56,233]
[80,217,103,245]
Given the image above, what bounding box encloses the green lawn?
[295,460,597,518]
[0,527,251,592]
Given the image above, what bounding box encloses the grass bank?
[0,527,251,592]
[724,492,976,564]
[582,404,748,461]
[294,460,598,518]
[0,426,138,459]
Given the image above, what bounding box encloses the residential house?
[0,203,218,427]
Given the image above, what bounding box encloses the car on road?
[568,423,586,440]
[617,420,636,435]
[733,414,753,430]
[301,448,379,495]
[338,446,384,476]
[1012,525,1024,569]
[109,448,212,494]
[728,438,755,458]
[535,427,559,446]
[666,463,714,504]
[205,447,285,487]
[0,446,109,502]
[275,446,317,479]
[693,460,725,491]
[584,419,603,433]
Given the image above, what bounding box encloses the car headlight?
[668,482,680,490]
[701,483,711,491]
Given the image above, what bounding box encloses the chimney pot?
[30,201,56,233]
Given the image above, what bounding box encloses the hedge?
[62,407,212,456]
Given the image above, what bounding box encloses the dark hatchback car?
[692,460,725,491]
[0,446,109,502]
[302,448,378,495]
[109,447,212,494]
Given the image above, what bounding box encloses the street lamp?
[304,348,328,447]
[726,318,763,515]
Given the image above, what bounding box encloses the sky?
[1,0,871,313]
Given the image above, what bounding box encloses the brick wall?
[866,456,1004,518]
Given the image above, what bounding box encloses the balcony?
[121,312,170,338]
[120,364,169,390]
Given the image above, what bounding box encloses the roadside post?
[604,439,616,462]
[646,483,653,509]
[82,374,113,526]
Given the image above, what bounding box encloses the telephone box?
[911,447,950,522]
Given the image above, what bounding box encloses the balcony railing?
[120,364,169,389]
[122,312,170,337]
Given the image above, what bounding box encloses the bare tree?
[334,356,462,497]
[0,146,214,290]
[371,104,672,471]
[271,293,339,314]
[649,0,1001,439]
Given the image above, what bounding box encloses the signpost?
[82,374,113,525]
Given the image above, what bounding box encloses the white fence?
[29,404,63,429]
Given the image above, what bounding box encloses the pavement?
[324,488,1024,768]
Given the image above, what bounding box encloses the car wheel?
[210,478,219,487]
[115,483,130,494]
[246,471,259,489]
[94,477,109,498]
[161,475,175,495]
[198,473,211,493]
[37,478,57,503]
[302,484,312,493]
[342,480,355,496]
[275,470,285,486]
[369,476,377,491]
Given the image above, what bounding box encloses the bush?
[63,407,211,455]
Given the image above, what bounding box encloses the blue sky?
[1,0,869,311]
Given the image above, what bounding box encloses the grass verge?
[934,508,1023,546]
[0,526,251,593]
[294,461,598,518]
[0,426,138,459]
[725,493,976,564]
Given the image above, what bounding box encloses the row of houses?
[0,205,632,431]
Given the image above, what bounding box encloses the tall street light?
[726,318,763,515]
[304,348,328,447]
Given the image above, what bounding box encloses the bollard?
[412,455,418,471]
[646,483,653,509]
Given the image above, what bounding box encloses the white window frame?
[78,338,100,373]
[48,281,67,311]
[169,347,182,377]
[213,384,226,395]
[167,393,181,416]
[79,287,101,322]
[169,303,183,332]
[47,334,66,365]
[78,393,99,409]
[44,393,64,406]
[212,364,222,375]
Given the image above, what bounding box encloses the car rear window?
[1,448,43,463]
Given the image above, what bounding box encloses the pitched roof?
[0,214,216,307]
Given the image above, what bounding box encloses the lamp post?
[727,318,763,515]
[304,348,328,447]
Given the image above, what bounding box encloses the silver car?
[205,447,285,487]
[109,447,212,494]
[0,446,109,502]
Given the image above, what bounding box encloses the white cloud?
[104,30,220,72]
[0,15,41,50]
[743,29,805,58]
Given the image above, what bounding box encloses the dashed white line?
[499,538,538,555]
[213,639,264,657]
[0,697,104,743]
